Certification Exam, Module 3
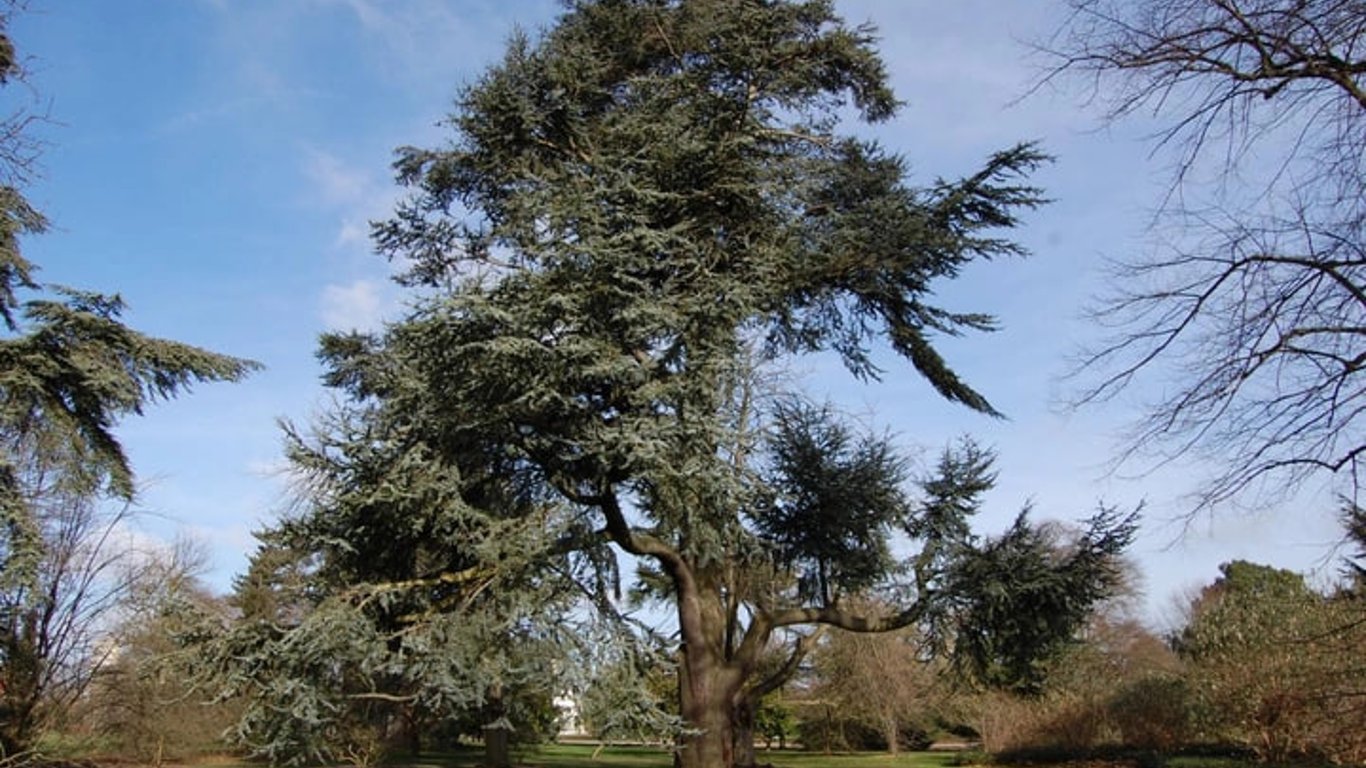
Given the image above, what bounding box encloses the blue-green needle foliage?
[372,0,1048,566]
[205,331,597,765]
[754,399,909,606]
[366,0,1050,759]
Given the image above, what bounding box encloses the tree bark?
[732,696,757,768]
[404,705,421,756]
[597,491,908,768]
[0,641,39,760]
[674,634,741,768]
[484,683,510,768]
[599,495,748,768]
[484,724,509,768]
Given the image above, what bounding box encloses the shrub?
[1107,675,1192,752]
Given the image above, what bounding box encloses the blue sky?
[12,0,1350,624]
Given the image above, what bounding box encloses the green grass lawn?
[160,743,1293,768]
[403,744,1308,768]
[414,742,963,768]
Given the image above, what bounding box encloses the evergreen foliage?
[945,505,1138,695]
[204,391,586,765]
[575,636,682,746]
[753,400,908,605]
[1343,502,1366,594]
[0,288,258,502]
[201,327,634,765]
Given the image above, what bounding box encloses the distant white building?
[554,692,585,737]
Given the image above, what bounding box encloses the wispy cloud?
[321,278,390,332]
[299,145,401,253]
[181,520,262,592]
[313,0,554,87]
[110,517,183,564]
[334,219,370,249]
[300,146,405,331]
[158,94,277,135]
[304,147,372,207]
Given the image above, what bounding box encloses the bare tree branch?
[1044,0,1366,513]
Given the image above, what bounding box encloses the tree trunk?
[884,714,900,756]
[484,724,509,768]
[0,691,37,758]
[675,641,739,768]
[404,705,421,756]
[732,696,757,768]
[1,632,41,759]
[484,683,510,768]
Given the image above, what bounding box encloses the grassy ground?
[412,743,963,768]
[150,744,1304,768]
[405,745,1313,768]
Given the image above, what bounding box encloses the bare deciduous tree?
[1043,0,1366,511]
[2,489,139,758]
[82,542,238,765]
[809,619,941,755]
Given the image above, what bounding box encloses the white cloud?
[314,0,550,88]
[109,517,181,565]
[181,521,263,593]
[335,218,370,249]
[159,94,275,135]
[304,147,371,207]
[335,0,392,34]
[321,278,387,331]
[299,146,403,255]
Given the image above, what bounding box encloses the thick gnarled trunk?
[599,498,883,768]
[674,602,743,768]
[676,666,736,768]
